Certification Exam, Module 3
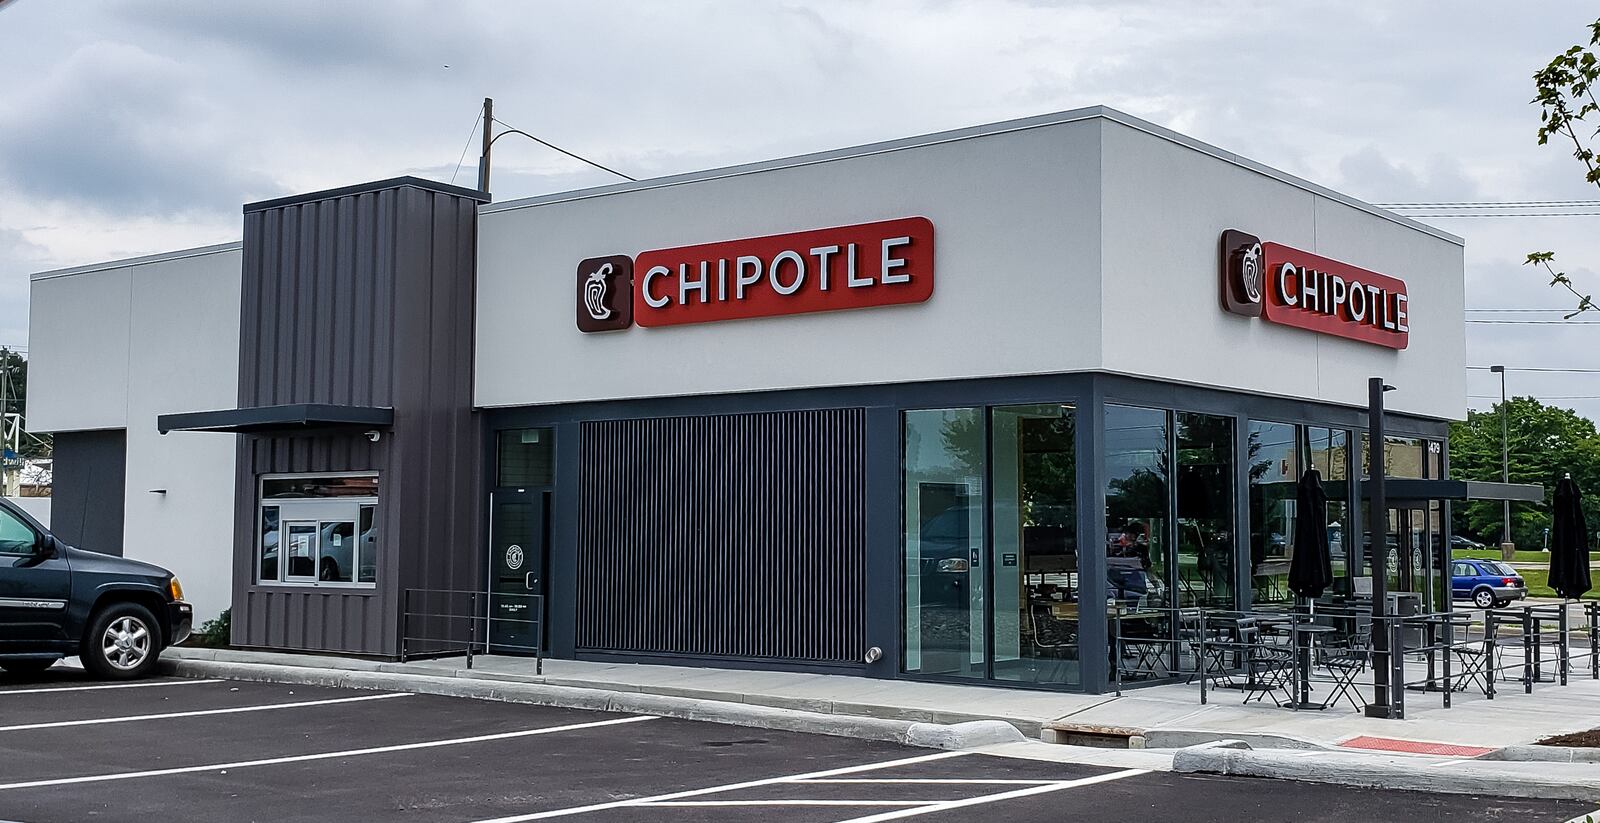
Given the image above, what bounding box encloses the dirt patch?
[1536,728,1600,747]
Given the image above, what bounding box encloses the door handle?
[525,573,538,590]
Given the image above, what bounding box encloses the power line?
[1465,309,1575,313]
[1468,366,1600,373]
[1470,394,1600,400]
[1466,319,1600,325]
[489,116,636,182]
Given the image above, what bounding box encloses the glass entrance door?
[488,489,545,654]
[902,404,1081,688]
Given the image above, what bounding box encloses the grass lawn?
[1512,566,1600,599]
[1456,548,1551,564]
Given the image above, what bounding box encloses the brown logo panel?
[1219,229,1264,317]
[576,255,634,332]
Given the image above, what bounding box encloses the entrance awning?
[1359,478,1544,503]
[157,403,394,435]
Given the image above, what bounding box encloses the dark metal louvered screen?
[578,409,866,663]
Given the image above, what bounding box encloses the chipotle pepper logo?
[1220,230,1264,317]
[575,255,633,332]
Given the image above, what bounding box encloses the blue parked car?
[1451,559,1527,609]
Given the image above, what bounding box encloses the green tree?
[1449,396,1600,548]
[1526,18,1600,311]
[0,349,50,459]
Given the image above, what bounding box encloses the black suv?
[0,498,191,679]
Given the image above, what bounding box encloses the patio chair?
[1317,630,1371,711]
[1184,612,1254,687]
[1450,618,1493,696]
[1240,622,1296,706]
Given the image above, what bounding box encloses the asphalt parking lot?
[0,668,1591,823]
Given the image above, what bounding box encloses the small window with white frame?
[257,473,378,588]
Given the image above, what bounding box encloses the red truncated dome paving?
[631,216,935,327]
[1337,736,1494,757]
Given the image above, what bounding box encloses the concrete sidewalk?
[167,645,1600,749]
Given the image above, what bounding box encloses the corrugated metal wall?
[576,409,866,663]
[231,181,483,657]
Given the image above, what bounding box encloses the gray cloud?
[0,41,286,215]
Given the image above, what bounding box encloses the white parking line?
[649,801,928,807]
[0,691,409,732]
[799,778,1057,785]
[472,751,971,822]
[0,679,223,696]
[829,769,1150,823]
[0,714,656,791]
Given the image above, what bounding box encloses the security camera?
[364,431,382,443]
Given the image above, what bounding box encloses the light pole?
[1490,365,1510,551]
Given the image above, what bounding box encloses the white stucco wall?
[476,108,1466,421]
[476,116,1105,408]
[28,244,242,622]
[1098,119,1465,420]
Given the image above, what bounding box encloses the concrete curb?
[1484,745,1600,763]
[1143,729,1328,751]
[167,648,1046,737]
[1172,747,1600,802]
[160,658,1017,751]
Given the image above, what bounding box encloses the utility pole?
[1491,365,1510,552]
[477,97,494,198]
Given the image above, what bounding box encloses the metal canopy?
[157,403,393,435]
[1359,478,1544,504]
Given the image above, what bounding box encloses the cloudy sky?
[2,1,1599,418]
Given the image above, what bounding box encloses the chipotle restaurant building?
[25,106,1466,693]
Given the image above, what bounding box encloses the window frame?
[255,473,379,590]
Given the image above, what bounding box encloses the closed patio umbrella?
[1289,468,1334,600]
[1549,474,1591,600]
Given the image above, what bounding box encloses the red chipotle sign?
[1220,230,1409,350]
[575,217,934,331]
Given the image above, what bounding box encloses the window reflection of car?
[260,523,374,583]
[316,522,375,582]
[918,506,975,575]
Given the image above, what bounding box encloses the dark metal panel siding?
[576,409,866,664]
[231,184,482,658]
[49,429,128,556]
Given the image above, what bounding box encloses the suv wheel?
[81,603,162,680]
[1473,588,1495,610]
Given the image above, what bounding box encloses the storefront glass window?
[1176,413,1235,609]
[498,428,554,487]
[1247,421,1298,606]
[259,506,280,582]
[902,408,986,679]
[358,505,377,584]
[1104,405,1170,652]
[991,404,1078,687]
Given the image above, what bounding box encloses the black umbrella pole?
[1366,377,1395,719]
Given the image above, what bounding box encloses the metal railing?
[1112,600,1600,719]
[400,588,544,673]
